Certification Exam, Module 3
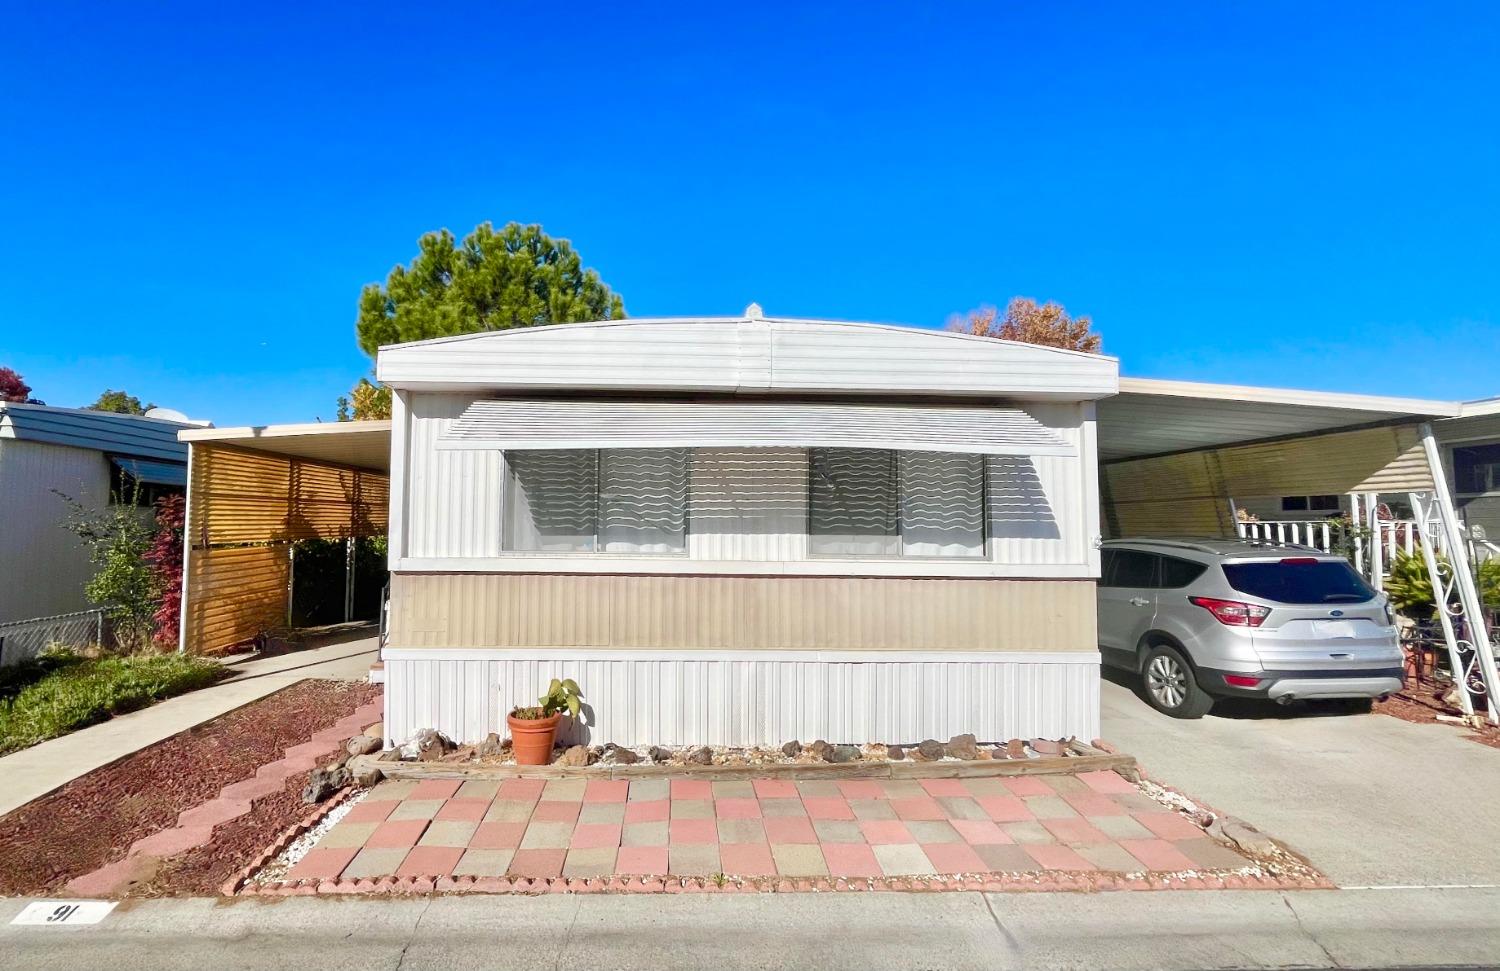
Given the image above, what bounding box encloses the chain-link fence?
[0,609,107,667]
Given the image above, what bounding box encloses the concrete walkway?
[1100,671,1500,888]
[3,887,1498,970]
[0,636,378,817]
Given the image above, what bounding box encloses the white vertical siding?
[383,649,1100,747]
[687,447,807,560]
[0,440,111,624]
[406,393,504,558]
[989,402,1085,567]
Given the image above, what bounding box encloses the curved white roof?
[376,315,1119,401]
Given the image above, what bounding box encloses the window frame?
[501,447,691,556]
[805,448,989,561]
[1452,443,1500,497]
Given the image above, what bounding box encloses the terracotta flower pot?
[507,711,561,765]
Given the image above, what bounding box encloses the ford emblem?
[1330,609,1344,617]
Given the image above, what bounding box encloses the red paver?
[343,800,398,823]
[891,797,946,821]
[922,842,989,874]
[1001,777,1055,797]
[624,800,670,823]
[822,842,883,877]
[410,779,463,801]
[398,845,463,876]
[836,780,884,799]
[585,780,630,803]
[859,820,914,844]
[752,779,798,798]
[919,779,970,797]
[616,846,669,875]
[1134,812,1205,841]
[1062,792,1128,817]
[285,846,359,881]
[763,816,817,844]
[715,798,762,819]
[976,795,1034,822]
[670,779,713,800]
[470,821,526,849]
[1077,770,1137,794]
[367,819,429,848]
[719,842,777,876]
[803,798,854,820]
[435,799,489,822]
[669,818,719,845]
[1119,838,1199,871]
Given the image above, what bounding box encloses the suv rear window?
[1221,559,1375,605]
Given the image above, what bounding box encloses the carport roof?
[179,420,391,472]
[1098,378,1461,462]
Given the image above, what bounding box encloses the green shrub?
[0,653,225,755]
[1385,549,1500,618]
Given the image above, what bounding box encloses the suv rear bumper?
[1200,665,1404,701]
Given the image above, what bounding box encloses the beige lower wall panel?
[388,573,1096,652]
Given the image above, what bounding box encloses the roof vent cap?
[743,302,764,320]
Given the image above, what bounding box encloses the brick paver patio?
[284,770,1256,883]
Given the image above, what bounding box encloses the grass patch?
[0,652,226,755]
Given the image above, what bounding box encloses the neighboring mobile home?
[374,311,1119,747]
[0,402,192,660]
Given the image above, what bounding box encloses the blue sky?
[1,3,1496,426]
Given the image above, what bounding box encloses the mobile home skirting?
[382,648,1101,747]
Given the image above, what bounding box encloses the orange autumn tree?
[947,297,1101,353]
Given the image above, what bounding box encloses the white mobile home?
[373,311,1118,747]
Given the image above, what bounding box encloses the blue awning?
[110,456,187,487]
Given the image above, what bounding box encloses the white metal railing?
[1234,518,1431,572]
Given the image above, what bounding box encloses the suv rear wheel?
[1141,644,1215,719]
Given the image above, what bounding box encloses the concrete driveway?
[1100,670,1500,888]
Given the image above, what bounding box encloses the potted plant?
[507,678,584,765]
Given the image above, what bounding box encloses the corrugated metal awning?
[436,400,1074,456]
[110,456,188,487]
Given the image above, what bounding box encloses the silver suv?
[1098,538,1403,718]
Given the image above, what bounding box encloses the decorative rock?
[976,748,994,760]
[301,766,350,804]
[558,745,591,767]
[603,743,640,765]
[377,748,404,762]
[1030,737,1063,756]
[887,745,905,761]
[687,746,714,766]
[780,740,802,758]
[444,744,478,762]
[346,735,382,756]
[916,739,945,761]
[1221,818,1279,858]
[828,744,861,764]
[362,721,384,739]
[352,763,385,787]
[808,739,834,762]
[648,746,674,762]
[476,732,509,759]
[1005,739,1027,759]
[946,733,980,760]
[400,728,457,761]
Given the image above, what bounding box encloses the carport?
[1097,378,1498,722]
[175,421,391,654]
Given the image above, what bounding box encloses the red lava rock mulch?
[0,679,380,896]
[1376,679,1500,750]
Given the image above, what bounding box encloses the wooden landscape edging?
[354,742,1135,783]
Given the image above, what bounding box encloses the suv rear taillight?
[1189,596,1271,627]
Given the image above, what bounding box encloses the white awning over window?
[436,399,1075,456]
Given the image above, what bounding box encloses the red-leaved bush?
[148,493,186,647]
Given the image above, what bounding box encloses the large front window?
[808,448,985,558]
[503,448,688,554]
